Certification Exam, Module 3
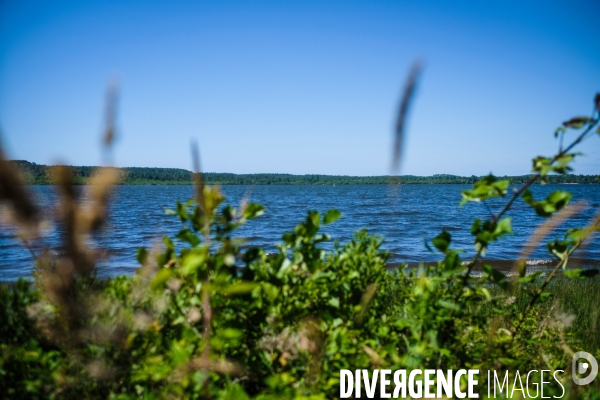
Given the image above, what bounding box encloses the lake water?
[1,184,599,280]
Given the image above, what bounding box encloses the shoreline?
[23,182,600,186]
[4,258,599,284]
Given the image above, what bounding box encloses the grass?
[476,274,600,354]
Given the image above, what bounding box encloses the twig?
[191,141,210,241]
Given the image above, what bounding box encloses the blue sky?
[1,0,599,176]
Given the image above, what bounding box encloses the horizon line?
[9,160,600,179]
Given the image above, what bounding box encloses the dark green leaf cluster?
[459,174,510,206]
[522,189,572,217]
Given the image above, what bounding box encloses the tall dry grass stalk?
[391,60,422,175]
[0,85,126,390]
[513,201,587,276]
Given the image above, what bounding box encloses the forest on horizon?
[10,160,599,185]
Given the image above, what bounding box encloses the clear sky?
[1,0,599,176]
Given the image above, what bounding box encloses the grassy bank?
[483,275,600,354]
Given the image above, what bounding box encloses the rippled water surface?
[1,184,599,280]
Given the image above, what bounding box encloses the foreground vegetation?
[10,160,599,185]
[2,225,600,399]
[1,91,599,398]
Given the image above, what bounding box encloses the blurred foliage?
[1,93,600,399]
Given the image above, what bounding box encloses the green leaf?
[547,238,570,260]
[564,269,582,279]
[328,297,340,308]
[176,201,189,222]
[483,264,508,290]
[566,226,600,242]
[531,153,578,176]
[470,219,481,235]
[323,209,342,225]
[220,385,251,400]
[222,205,236,222]
[222,282,259,296]
[432,231,451,253]
[495,217,513,236]
[532,156,553,176]
[443,251,463,271]
[563,116,594,129]
[518,271,542,283]
[561,268,598,279]
[437,300,460,311]
[308,210,320,229]
[181,251,207,276]
[523,189,572,217]
[554,153,577,174]
[282,232,295,245]
[176,228,200,247]
[136,247,149,266]
[470,218,512,254]
[151,268,172,290]
[243,203,265,220]
[460,175,510,206]
[163,236,175,250]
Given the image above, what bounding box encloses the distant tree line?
[10,160,599,185]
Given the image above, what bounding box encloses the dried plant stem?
[392,60,422,174]
[191,141,211,240]
[201,287,212,360]
[198,284,213,396]
[512,202,585,276]
[21,236,39,260]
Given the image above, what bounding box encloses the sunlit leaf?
[222,282,258,296]
[243,203,265,220]
[432,231,451,253]
[323,209,342,225]
[563,116,594,129]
